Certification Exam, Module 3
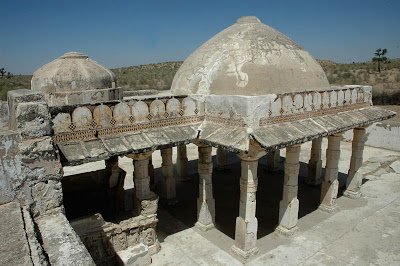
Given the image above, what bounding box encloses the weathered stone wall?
[0,89,95,264]
[5,89,64,217]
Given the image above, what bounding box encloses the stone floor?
[149,142,400,265]
[62,141,400,265]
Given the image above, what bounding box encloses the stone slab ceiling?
[252,107,395,151]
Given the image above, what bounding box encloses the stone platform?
[0,202,32,265]
[149,143,400,265]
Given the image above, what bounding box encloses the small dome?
[171,16,329,96]
[31,51,116,94]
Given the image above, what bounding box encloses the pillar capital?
[126,151,153,161]
[193,139,210,148]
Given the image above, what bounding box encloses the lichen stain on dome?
[171,16,330,96]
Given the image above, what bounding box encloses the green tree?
[372,48,388,73]
[0,68,6,77]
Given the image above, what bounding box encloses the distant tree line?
[0,68,13,78]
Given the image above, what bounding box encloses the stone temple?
[0,16,397,265]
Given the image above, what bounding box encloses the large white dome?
[171,16,329,96]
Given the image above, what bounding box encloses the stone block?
[7,89,50,138]
[0,131,21,204]
[0,100,8,127]
[36,213,95,265]
[0,202,32,266]
[117,243,151,266]
[278,198,299,231]
[140,195,159,216]
[320,179,339,213]
[31,180,63,217]
[19,137,62,184]
[15,102,51,138]
[232,216,258,259]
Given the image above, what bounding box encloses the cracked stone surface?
[0,202,32,266]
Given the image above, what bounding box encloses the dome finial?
[60,51,89,59]
[236,16,261,24]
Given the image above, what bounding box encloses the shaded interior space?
[62,164,132,223]
[156,152,350,241]
[62,169,111,220]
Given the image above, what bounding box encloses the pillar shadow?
[157,154,352,242]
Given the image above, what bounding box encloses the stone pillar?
[344,127,367,198]
[128,152,158,216]
[306,137,323,185]
[148,155,155,188]
[276,144,301,235]
[161,148,177,205]
[176,144,189,181]
[196,145,215,231]
[105,157,125,215]
[266,149,280,172]
[319,133,342,213]
[216,147,230,170]
[231,156,259,259]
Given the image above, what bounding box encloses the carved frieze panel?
[52,96,203,143]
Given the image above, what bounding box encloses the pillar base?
[231,245,259,260]
[195,221,214,231]
[318,203,337,213]
[275,225,298,236]
[343,190,362,199]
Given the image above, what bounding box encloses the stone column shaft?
[176,145,189,181]
[320,133,342,212]
[105,157,125,214]
[344,128,367,198]
[232,158,259,259]
[148,155,155,188]
[161,148,177,204]
[216,147,230,170]
[196,145,215,231]
[276,145,301,235]
[306,137,323,185]
[266,149,280,172]
[130,152,159,216]
[134,159,151,199]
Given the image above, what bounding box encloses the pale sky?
[1,0,399,74]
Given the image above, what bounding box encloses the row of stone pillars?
[192,127,367,260]
[106,127,367,260]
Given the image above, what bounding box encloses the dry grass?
[1,59,399,105]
